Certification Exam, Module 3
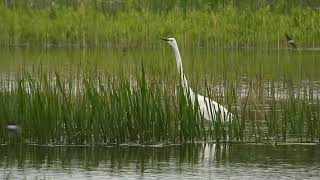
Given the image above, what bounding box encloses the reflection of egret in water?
[202,143,230,163]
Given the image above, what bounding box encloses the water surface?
[1,47,319,99]
[0,48,320,179]
[1,144,320,179]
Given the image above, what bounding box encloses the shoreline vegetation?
[0,68,319,145]
[0,1,320,49]
[0,1,319,145]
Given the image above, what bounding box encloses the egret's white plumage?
[162,38,232,123]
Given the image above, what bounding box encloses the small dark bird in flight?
[285,33,297,49]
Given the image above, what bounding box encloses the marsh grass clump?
[0,2,319,48]
[0,68,319,145]
[0,68,208,145]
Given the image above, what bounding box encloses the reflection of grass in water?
[0,67,319,145]
[1,143,319,172]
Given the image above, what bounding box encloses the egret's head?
[161,37,177,48]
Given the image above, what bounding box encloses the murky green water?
[1,47,319,107]
[0,47,320,179]
[1,144,320,179]
[1,47,319,99]
[1,47,319,80]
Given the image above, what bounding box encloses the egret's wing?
[196,94,231,122]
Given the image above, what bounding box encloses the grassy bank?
[0,2,320,48]
[0,68,319,145]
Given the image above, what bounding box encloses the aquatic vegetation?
[0,67,319,145]
[0,1,319,48]
[0,68,203,144]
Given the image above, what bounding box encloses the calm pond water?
[0,47,319,80]
[1,144,320,179]
[0,47,320,179]
[1,47,319,99]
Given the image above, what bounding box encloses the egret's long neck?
[172,45,189,93]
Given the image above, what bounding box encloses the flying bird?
[285,33,297,49]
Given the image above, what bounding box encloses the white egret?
[161,37,232,123]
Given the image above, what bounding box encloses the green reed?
[0,2,319,48]
[0,67,319,145]
[0,68,203,144]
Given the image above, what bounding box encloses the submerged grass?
[0,66,319,145]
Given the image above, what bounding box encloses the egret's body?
[162,38,232,123]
